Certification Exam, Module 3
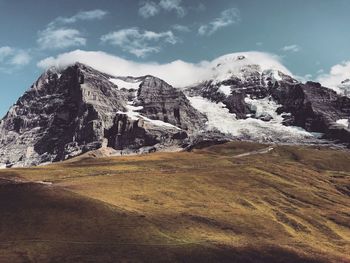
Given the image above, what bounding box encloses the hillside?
[0,141,349,262]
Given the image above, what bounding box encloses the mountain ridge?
[1,58,349,167]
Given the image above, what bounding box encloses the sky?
[1,0,350,117]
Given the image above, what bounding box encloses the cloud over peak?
[317,60,350,92]
[37,50,291,87]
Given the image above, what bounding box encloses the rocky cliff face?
[0,63,205,167]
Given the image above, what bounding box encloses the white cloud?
[101,27,177,57]
[159,0,186,17]
[37,27,86,50]
[316,60,350,92]
[138,0,186,18]
[10,50,31,66]
[0,46,14,61]
[138,1,160,18]
[37,50,292,88]
[172,24,190,32]
[281,44,301,52]
[0,46,31,72]
[198,8,240,36]
[50,9,107,26]
[36,9,107,50]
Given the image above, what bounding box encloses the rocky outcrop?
[136,76,206,131]
[0,63,205,167]
[271,81,350,141]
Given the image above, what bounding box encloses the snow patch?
[118,104,181,130]
[218,85,232,96]
[36,181,53,185]
[109,78,142,90]
[188,96,315,142]
[263,69,282,85]
[336,119,349,128]
[244,96,282,122]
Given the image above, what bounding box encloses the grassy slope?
[0,141,349,263]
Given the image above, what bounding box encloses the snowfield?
[244,96,286,121]
[188,96,317,143]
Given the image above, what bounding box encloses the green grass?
[0,141,349,262]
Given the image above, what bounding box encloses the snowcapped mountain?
[185,54,350,145]
[208,52,293,84]
[1,53,350,167]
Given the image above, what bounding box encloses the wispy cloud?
[49,9,108,26]
[10,50,31,66]
[37,27,86,50]
[37,9,107,50]
[138,0,186,18]
[138,1,160,18]
[159,0,185,17]
[0,47,13,61]
[198,8,240,36]
[172,24,190,32]
[0,46,31,72]
[101,27,177,57]
[281,44,301,52]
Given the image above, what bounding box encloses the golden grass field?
[0,141,349,262]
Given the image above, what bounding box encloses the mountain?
[0,63,206,167]
[186,54,350,144]
[1,54,350,167]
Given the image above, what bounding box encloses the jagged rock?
[272,81,350,140]
[0,63,205,167]
[136,76,207,131]
[258,114,273,122]
[184,130,234,151]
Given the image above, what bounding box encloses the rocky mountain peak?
[0,63,206,167]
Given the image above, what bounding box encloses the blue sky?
[1,0,350,117]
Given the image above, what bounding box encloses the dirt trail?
[0,176,52,186]
[232,146,274,158]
